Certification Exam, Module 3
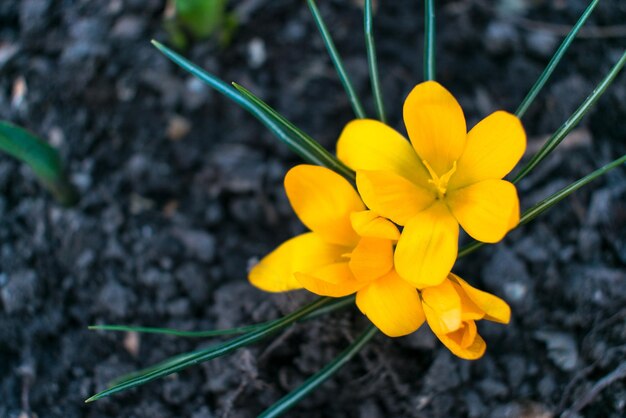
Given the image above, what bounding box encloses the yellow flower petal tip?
[350,211,400,241]
[248,232,345,293]
[420,274,511,360]
[403,81,467,176]
[451,273,511,324]
[285,164,364,247]
[356,271,425,337]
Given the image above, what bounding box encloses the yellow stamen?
[422,160,457,199]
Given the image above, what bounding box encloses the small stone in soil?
[1,269,38,314]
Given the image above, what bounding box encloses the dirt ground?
[1,0,625,417]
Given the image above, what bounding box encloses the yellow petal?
[285,165,364,246]
[459,320,478,348]
[249,233,346,292]
[451,281,485,321]
[449,111,526,189]
[336,119,430,188]
[295,262,365,297]
[357,170,435,225]
[508,192,520,230]
[350,210,400,241]
[446,179,519,243]
[421,279,462,334]
[348,237,394,282]
[403,81,467,176]
[394,203,459,287]
[434,324,487,360]
[451,273,511,324]
[356,270,425,337]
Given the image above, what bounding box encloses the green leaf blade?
[424,0,436,81]
[232,82,355,181]
[307,0,366,119]
[518,154,626,226]
[459,153,626,258]
[364,0,386,123]
[513,50,626,183]
[0,121,77,206]
[152,41,355,181]
[258,325,378,418]
[88,296,355,339]
[85,297,333,402]
[515,0,600,118]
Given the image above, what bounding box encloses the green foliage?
[86,297,334,402]
[307,0,366,119]
[424,0,436,81]
[364,0,386,123]
[89,296,354,338]
[152,41,355,181]
[513,51,626,183]
[258,325,379,417]
[165,0,236,48]
[515,0,600,118]
[459,153,626,258]
[0,121,77,206]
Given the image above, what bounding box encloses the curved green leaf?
[0,121,77,206]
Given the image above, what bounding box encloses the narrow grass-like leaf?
[85,297,333,402]
[513,50,626,183]
[89,296,355,338]
[152,41,350,177]
[258,325,378,418]
[110,350,201,386]
[0,121,77,206]
[459,154,626,258]
[515,0,600,118]
[518,154,626,225]
[307,0,366,119]
[88,324,261,338]
[424,0,436,81]
[364,0,386,123]
[232,82,355,181]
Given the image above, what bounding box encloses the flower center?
[423,160,457,199]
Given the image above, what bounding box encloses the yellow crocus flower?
[249,164,425,337]
[337,81,526,288]
[420,273,511,360]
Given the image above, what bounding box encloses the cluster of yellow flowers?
[249,81,526,359]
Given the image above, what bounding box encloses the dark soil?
[1,0,626,417]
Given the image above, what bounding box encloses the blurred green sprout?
[165,0,237,48]
[0,121,77,206]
